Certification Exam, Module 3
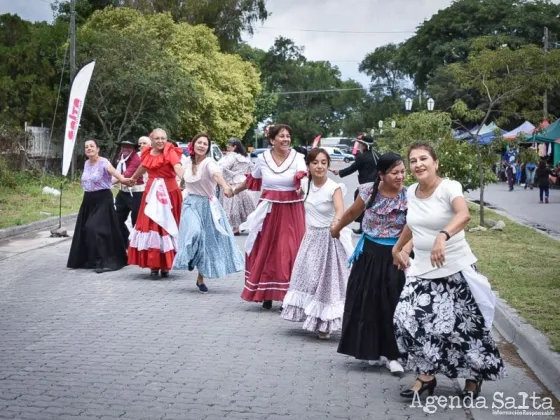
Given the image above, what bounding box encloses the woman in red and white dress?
[233,124,307,310]
[128,128,184,278]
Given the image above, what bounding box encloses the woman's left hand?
[223,185,234,198]
[430,235,446,268]
[296,188,303,197]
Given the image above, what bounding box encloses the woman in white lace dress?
[218,138,256,234]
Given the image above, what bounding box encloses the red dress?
[128,143,183,271]
[240,150,307,302]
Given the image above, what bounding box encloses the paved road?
[0,165,557,420]
[465,182,559,238]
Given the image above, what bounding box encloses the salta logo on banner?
[66,98,83,142]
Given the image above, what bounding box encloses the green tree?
[81,8,261,142]
[449,44,560,224]
[77,27,195,153]
[112,0,267,51]
[359,43,407,99]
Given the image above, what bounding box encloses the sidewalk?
[465,183,559,238]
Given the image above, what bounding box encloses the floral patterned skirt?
[393,265,506,380]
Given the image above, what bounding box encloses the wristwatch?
[439,230,451,241]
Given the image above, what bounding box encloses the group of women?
[67,124,505,400]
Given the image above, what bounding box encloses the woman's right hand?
[393,250,410,271]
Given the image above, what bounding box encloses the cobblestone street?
[0,232,556,420]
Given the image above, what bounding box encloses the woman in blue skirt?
[173,133,244,293]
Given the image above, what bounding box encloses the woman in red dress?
[128,128,184,278]
[233,124,307,309]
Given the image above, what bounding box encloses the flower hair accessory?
[187,142,195,156]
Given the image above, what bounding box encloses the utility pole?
[70,0,77,179]
[544,26,549,121]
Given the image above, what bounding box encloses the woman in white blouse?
[392,142,505,400]
[173,133,244,294]
[233,124,307,310]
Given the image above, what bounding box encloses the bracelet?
[439,230,451,241]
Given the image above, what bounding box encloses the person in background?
[392,142,505,400]
[67,139,131,273]
[138,136,151,153]
[218,138,256,235]
[114,139,144,246]
[536,160,552,204]
[505,158,515,191]
[330,135,379,234]
[524,160,537,190]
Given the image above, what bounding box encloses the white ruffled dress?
[281,178,353,334]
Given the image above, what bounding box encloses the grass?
[0,172,84,229]
[466,205,560,352]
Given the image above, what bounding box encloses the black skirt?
[67,189,127,271]
[337,239,405,361]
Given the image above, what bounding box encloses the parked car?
[250,148,268,165]
[177,141,223,162]
[322,146,355,163]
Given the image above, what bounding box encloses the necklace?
[271,150,289,166]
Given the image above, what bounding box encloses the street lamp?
[427,98,435,111]
[391,120,396,128]
[405,97,413,112]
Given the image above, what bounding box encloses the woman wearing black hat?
[331,152,410,376]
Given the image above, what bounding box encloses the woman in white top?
[392,142,505,400]
[218,138,256,234]
[233,124,307,310]
[281,148,353,339]
[173,133,244,294]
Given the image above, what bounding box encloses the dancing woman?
[128,128,184,278]
[173,133,244,293]
[233,124,307,310]
[218,137,256,234]
[331,152,409,376]
[392,142,505,399]
[281,148,353,338]
[67,139,131,273]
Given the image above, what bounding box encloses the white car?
[322,146,355,163]
[177,141,223,162]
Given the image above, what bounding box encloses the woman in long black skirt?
[67,139,132,273]
[331,152,411,376]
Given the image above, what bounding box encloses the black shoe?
[262,300,272,310]
[94,267,103,274]
[150,270,159,278]
[161,271,169,278]
[196,281,208,294]
[352,228,363,235]
[460,379,482,400]
[400,377,437,399]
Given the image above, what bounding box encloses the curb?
[0,213,78,241]
[493,295,560,400]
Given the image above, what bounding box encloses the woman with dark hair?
[128,128,185,278]
[330,152,409,376]
[173,133,243,293]
[233,124,307,310]
[281,148,352,339]
[218,137,256,234]
[535,160,552,203]
[67,139,132,273]
[392,142,505,399]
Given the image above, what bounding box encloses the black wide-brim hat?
[117,140,138,148]
[356,135,375,149]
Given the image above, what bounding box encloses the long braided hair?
[364,152,404,209]
[305,148,331,201]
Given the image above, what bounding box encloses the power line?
[258,26,415,34]
[272,87,366,95]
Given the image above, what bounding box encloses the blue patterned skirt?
[173,194,244,279]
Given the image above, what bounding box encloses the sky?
[0,0,523,87]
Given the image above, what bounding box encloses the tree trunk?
[477,144,485,226]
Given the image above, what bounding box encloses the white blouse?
[303,178,343,228]
[252,149,307,191]
[182,157,221,197]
